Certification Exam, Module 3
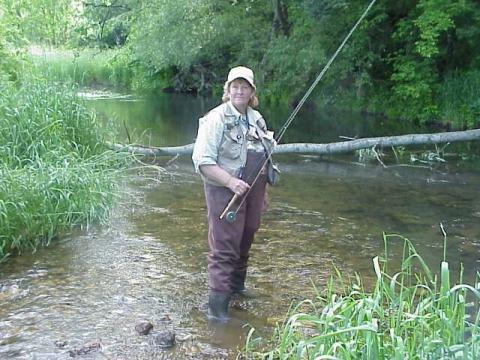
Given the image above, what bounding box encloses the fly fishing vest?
[202,102,272,187]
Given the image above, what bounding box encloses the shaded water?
[1,92,480,359]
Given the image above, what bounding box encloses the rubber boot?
[232,270,255,298]
[208,291,231,321]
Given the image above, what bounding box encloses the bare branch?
[108,129,480,157]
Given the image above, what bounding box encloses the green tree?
[386,0,474,121]
[76,0,133,47]
[0,2,25,83]
[1,0,74,46]
[5,0,478,125]
[125,0,271,93]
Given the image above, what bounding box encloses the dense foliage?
[3,0,480,125]
[0,3,131,262]
[0,2,25,83]
[3,0,480,126]
[0,80,127,262]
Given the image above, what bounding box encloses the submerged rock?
[54,340,67,348]
[68,341,101,357]
[0,283,29,301]
[152,330,176,349]
[135,321,154,335]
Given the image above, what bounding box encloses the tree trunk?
[271,0,290,37]
[109,129,480,157]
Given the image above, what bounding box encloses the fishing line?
[220,0,377,222]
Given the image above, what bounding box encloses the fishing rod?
[220,0,377,223]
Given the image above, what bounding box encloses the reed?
[29,47,175,94]
[30,48,131,89]
[0,80,129,261]
[243,234,480,359]
[439,70,480,129]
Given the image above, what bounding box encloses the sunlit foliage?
[3,0,480,125]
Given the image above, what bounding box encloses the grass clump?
[244,234,480,359]
[0,80,128,262]
[439,70,480,129]
[29,47,147,92]
[29,48,122,89]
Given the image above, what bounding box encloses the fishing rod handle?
[219,194,239,220]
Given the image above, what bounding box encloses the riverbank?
[29,47,480,131]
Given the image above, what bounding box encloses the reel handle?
[219,194,239,220]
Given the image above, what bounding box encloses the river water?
[1,92,479,359]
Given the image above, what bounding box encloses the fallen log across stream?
[109,129,480,157]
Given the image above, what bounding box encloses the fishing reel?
[225,211,237,223]
[220,194,239,223]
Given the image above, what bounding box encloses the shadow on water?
[1,91,480,359]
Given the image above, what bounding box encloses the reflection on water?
[86,91,419,147]
[88,93,217,147]
[1,92,479,359]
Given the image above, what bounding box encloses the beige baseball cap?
[227,66,256,90]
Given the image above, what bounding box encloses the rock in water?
[152,330,176,349]
[135,321,154,335]
[68,341,101,357]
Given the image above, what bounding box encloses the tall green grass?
[30,47,132,89]
[439,70,480,129]
[244,234,480,359]
[29,47,170,93]
[0,80,129,262]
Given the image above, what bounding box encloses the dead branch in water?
[109,129,480,157]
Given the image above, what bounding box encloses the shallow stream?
[1,92,479,359]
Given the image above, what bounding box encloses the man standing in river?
[192,66,275,320]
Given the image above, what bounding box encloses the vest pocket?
[220,140,241,159]
[220,127,243,159]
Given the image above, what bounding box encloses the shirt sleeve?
[192,111,224,173]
